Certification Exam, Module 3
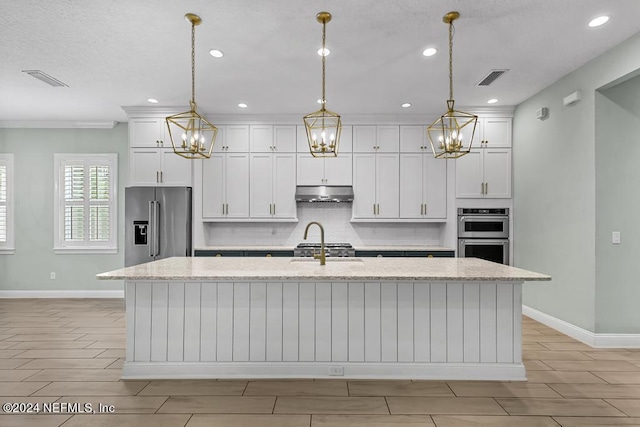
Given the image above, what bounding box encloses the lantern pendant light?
[166,13,218,159]
[303,12,342,158]
[427,11,478,159]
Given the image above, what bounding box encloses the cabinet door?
[375,153,399,218]
[376,125,400,152]
[202,155,226,218]
[274,126,297,152]
[272,153,297,219]
[338,125,353,153]
[129,148,161,186]
[225,154,250,218]
[353,126,377,153]
[324,154,352,185]
[455,150,483,198]
[130,118,165,148]
[423,155,447,219]
[483,148,511,198]
[250,154,274,218]
[211,126,226,154]
[399,153,424,218]
[160,150,192,186]
[352,154,377,218]
[296,125,310,153]
[482,118,512,148]
[250,125,273,152]
[400,126,425,153]
[297,154,325,185]
[226,125,250,152]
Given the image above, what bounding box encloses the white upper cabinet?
[353,126,399,153]
[129,117,167,148]
[214,125,250,153]
[297,154,352,186]
[250,153,297,220]
[399,126,447,220]
[129,148,192,186]
[251,125,297,153]
[352,152,399,220]
[469,117,512,149]
[202,153,250,220]
[455,148,511,198]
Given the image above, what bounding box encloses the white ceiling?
[2,0,640,123]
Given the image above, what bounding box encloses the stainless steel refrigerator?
[125,187,192,267]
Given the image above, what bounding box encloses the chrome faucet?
[303,221,326,265]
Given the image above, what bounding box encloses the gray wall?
[513,31,640,333]
[595,79,640,333]
[0,125,127,292]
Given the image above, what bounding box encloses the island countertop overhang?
[97,257,551,282]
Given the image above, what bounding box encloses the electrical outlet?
[329,366,344,376]
[50,272,56,280]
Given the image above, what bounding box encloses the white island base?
[123,280,525,380]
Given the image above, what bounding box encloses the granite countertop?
[194,245,454,251]
[97,257,550,282]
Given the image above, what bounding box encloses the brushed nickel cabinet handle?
[485,182,488,195]
[156,171,159,183]
[424,203,427,215]
[160,171,163,183]
[481,182,484,194]
[222,203,225,215]
[273,203,276,215]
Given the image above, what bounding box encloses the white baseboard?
[0,290,124,299]
[122,361,526,381]
[523,305,640,348]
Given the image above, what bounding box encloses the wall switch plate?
[329,366,344,376]
[612,231,621,244]
[50,272,56,280]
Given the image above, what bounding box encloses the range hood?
[295,185,354,203]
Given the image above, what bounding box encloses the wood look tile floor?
[2,299,640,426]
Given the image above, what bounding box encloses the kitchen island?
[98,257,550,380]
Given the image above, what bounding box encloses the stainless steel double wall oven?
[457,208,509,264]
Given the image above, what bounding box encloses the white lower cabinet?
[250,153,297,220]
[352,153,399,219]
[129,148,192,186]
[455,148,511,198]
[297,154,352,185]
[400,153,447,219]
[202,154,250,220]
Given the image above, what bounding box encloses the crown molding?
[0,121,118,129]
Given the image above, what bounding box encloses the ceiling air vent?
[476,69,508,87]
[22,70,69,87]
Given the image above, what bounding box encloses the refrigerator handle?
[148,201,155,257]
[153,201,160,257]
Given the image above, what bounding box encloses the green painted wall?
[594,79,640,333]
[0,125,127,292]
[514,31,640,333]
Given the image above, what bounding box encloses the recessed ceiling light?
[401,103,412,108]
[317,47,330,56]
[147,98,159,104]
[588,16,609,27]
[422,48,437,57]
[487,98,498,104]
[238,103,248,108]
[209,49,224,58]
[317,98,326,104]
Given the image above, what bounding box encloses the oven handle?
[459,216,509,222]
[459,239,509,244]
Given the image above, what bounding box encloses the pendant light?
[427,11,478,159]
[303,12,342,158]
[166,13,218,159]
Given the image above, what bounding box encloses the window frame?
[0,154,15,254]
[53,153,118,254]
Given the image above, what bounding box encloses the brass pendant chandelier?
[427,11,478,159]
[303,12,342,158]
[166,13,218,159]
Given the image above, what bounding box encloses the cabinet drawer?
[355,250,405,257]
[245,250,294,257]
[194,250,244,257]
[403,250,455,258]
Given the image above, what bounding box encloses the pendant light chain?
[448,20,454,101]
[191,20,196,107]
[321,20,327,110]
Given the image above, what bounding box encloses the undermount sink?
[290,257,364,264]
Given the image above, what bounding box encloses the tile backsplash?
[204,204,444,246]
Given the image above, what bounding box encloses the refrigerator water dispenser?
[134,221,148,245]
